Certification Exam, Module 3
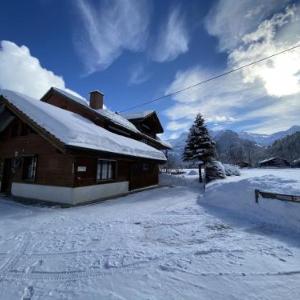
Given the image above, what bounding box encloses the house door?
[1,159,13,194]
[129,163,140,191]
[129,162,157,191]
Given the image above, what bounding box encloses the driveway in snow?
[0,169,300,299]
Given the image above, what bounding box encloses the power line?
[119,44,300,113]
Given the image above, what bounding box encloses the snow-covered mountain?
[166,126,300,167]
[169,125,300,148]
[239,125,300,146]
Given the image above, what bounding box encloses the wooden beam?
[255,189,300,204]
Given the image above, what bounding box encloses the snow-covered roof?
[121,111,154,120]
[155,136,172,149]
[258,157,287,164]
[48,87,168,149]
[259,157,275,164]
[50,88,141,135]
[94,108,140,134]
[51,87,89,107]
[0,89,166,161]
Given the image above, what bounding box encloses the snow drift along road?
[200,169,300,232]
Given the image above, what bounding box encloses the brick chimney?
[89,90,104,110]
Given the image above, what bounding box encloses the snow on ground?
[201,168,300,232]
[0,169,300,299]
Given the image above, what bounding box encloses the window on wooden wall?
[96,160,116,181]
[22,156,37,181]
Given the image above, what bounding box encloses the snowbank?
[223,164,241,176]
[187,170,198,175]
[200,169,300,232]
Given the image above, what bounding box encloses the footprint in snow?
[25,259,43,274]
[21,286,34,300]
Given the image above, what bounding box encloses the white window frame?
[96,159,117,182]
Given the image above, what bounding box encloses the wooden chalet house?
[0,88,171,205]
[258,157,290,168]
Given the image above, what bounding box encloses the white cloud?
[0,40,82,99]
[128,64,150,85]
[163,67,248,136]
[164,2,300,138]
[151,6,189,62]
[74,0,150,74]
[205,0,290,51]
[229,5,300,97]
[166,120,191,131]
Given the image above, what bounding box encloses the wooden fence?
[255,189,300,204]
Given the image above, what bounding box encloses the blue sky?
[0,0,300,139]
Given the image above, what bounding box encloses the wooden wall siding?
[0,119,74,187]
[129,163,159,190]
[71,152,159,189]
[134,122,156,138]
[73,156,131,187]
[117,160,131,182]
[128,114,163,136]
[36,154,74,187]
[74,157,97,187]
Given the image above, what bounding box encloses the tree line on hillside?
[267,132,300,163]
[215,130,300,166]
[166,123,300,169]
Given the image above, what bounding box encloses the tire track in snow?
[0,232,31,274]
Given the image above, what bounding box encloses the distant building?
[237,161,251,168]
[0,88,171,205]
[292,158,300,168]
[258,157,290,168]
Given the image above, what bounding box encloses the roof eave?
[65,144,166,163]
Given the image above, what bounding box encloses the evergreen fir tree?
[182,114,216,182]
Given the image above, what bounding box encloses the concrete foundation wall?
[11,181,129,205]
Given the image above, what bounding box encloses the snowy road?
[0,169,300,299]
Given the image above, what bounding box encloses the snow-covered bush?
[205,160,226,182]
[223,164,241,176]
[292,158,300,168]
[187,170,198,176]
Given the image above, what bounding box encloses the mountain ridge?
[238,125,300,146]
[165,125,300,167]
[168,125,300,148]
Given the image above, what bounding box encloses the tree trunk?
[199,163,202,183]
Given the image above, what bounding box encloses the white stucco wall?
[11,181,129,205]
